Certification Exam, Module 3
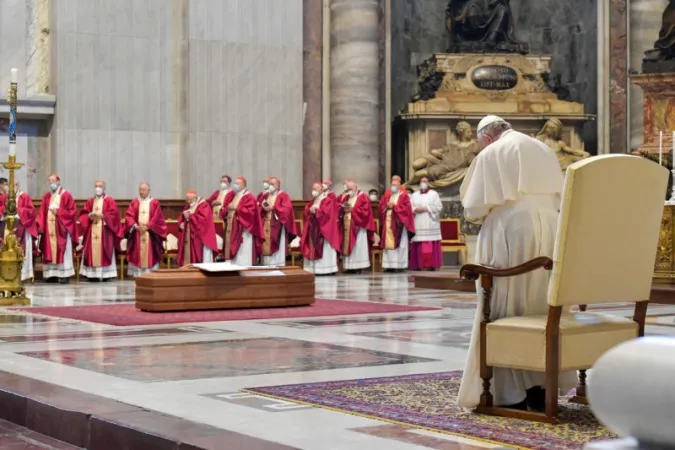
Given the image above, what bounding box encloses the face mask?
[322,184,328,191]
[269,186,277,194]
[232,184,241,193]
[95,187,103,196]
[391,186,399,194]
[420,182,428,190]
[220,183,228,190]
[263,182,270,191]
[369,194,377,201]
[343,184,347,191]
[50,183,58,191]
[349,190,356,197]
[190,201,196,207]
[311,190,319,198]
[2,186,8,194]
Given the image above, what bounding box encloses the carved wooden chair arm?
[460,256,553,281]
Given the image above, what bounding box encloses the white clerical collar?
[139,196,151,202]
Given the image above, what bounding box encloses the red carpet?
[12,299,440,326]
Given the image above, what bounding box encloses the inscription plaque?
[471,65,518,90]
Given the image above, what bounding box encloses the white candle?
[8,142,15,157]
[10,68,17,84]
[660,131,663,166]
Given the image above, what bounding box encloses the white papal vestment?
[457,129,576,408]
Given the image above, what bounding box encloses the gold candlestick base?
[0,155,30,305]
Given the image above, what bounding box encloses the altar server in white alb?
[409,177,443,271]
[340,180,377,273]
[457,115,576,411]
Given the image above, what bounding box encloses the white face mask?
[391,186,399,194]
[263,182,270,191]
[311,190,319,198]
[420,182,428,190]
[220,182,228,190]
[343,184,347,191]
[50,183,58,191]
[95,187,104,196]
[369,194,377,201]
[322,184,329,191]
[269,186,277,194]
[2,185,8,194]
[349,190,356,197]
[233,184,241,193]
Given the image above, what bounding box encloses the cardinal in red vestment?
[260,177,297,266]
[221,176,263,266]
[37,174,78,283]
[124,182,168,277]
[206,175,235,221]
[340,180,377,273]
[177,190,218,266]
[300,182,341,275]
[379,176,415,272]
[12,183,38,281]
[257,176,272,208]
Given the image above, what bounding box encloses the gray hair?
[480,120,512,139]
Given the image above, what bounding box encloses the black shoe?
[45,277,58,283]
[526,387,546,412]
[58,278,70,284]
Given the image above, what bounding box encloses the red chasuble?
[221,191,264,260]
[177,199,218,266]
[13,192,38,250]
[36,188,79,264]
[341,192,376,256]
[79,196,124,268]
[261,191,297,256]
[0,192,6,218]
[256,191,269,208]
[124,198,167,270]
[378,190,416,249]
[300,194,341,261]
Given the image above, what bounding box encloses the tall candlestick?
[660,131,663,166]
[672,131,674,170]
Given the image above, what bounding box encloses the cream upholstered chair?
[460,154,669,424]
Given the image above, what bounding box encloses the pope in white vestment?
[457,115,576,411]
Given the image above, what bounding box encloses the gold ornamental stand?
[0,69,29,305]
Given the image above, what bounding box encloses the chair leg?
[120,257,125,281]
[545,367,559,419]
[479,366,494,408]
[291,254,296,267]
[570,370,588,404]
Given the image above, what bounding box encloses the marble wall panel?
[629,0,669,149]
[50,0,303,199]
[609,0,628,154]
[391,0,598,154]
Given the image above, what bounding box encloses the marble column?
[330,0,380,192]
[174,0,189,196]
[26,0,51,96]
[303,0,323,198]
[609,0,628,153]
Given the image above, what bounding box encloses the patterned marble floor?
[0,273,672,449]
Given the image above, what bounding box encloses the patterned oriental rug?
[245,371,616,450]
[10,299,440,326]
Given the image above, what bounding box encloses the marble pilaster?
[330,0,380,193]
[26,0,51,96]
[303,0,323,198]
[609,0,628,154]
[629,0,669,150]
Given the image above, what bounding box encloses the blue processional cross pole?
[0,68,29,304]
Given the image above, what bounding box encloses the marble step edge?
[0,369,295,450]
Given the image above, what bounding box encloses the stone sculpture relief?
[535,118,590,171]
[643,0,675,73]
[405,121,481,189]
[445,0,529,54]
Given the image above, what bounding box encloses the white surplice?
[303,193,338,275]
[342,192,371,271]
[22,234,33,281]
[457,129,576,408]
[410,189,442,242]
[262,232,285,266]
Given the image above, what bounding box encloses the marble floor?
[0,273,673,449]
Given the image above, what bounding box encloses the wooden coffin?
[413,272,476,292]
[135,266,315,312]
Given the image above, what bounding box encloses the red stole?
[125,198,167,269]
[36,188,79,265]
[79,196,123,268]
